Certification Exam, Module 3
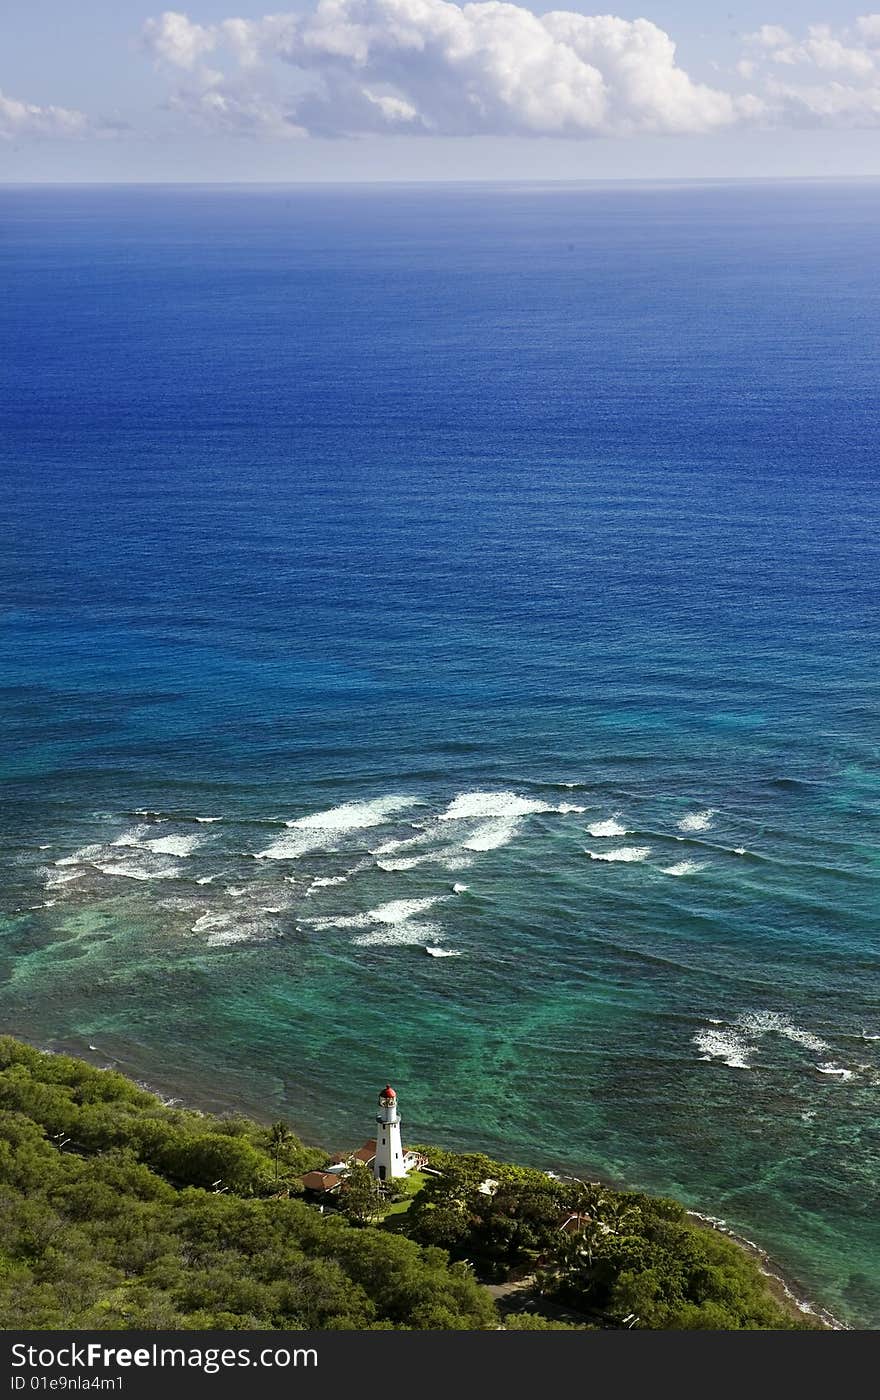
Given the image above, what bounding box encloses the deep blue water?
[1,182,878,1325]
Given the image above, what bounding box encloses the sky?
[4,0,880,180]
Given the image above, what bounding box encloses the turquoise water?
[0,183,878,1325]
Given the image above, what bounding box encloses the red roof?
[380,1085,396,1098]
[300,1171,343,1193]
[351,1139,377,1163]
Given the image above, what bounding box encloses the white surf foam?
[55,845,103,867]
[371,896,446,925]
[195,876,216,885]
[371,833,428,856]
[661,859,705,876]
[256,795,415,859]
[45,869,84,889]
[144,833,202,857]
[440,790,582,822]
[463,819,522,852]
[587,846,651,863]
[452,883,469,893]
[738,1011,829,1055]
[375,855,432,872]
[815,1062,854,1080]
[111,826,149,848]
[587,817,628,838]
[192,908,279,948]
[677,809,716,832]
[306,875,349,895]
[425,946,461,958]
[317,895,448,946]
[353,920,443,947]
[694,1027,753,1069]
[93,861,180,882]
[194,816,222,823]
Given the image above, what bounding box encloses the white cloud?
[767,76,880,125]
[141,11,217,69]
[771,25,874,76]
[736,15,880,123]
[0,89,90,140]
[856,13,880,45]
[746,25,792,48]
[141,2,754,138]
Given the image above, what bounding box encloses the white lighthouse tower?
[373,1084,406,1182]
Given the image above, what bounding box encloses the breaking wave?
[587,846,651,862]
[661,859,705,876]
[694,1027,754,1069]
[587,816,628,838]
[677,809,716,833]
[256,795,416,859]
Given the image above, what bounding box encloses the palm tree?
[270,1121,290,1182]
[598,1198,642,1235]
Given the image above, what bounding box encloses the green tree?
[269,1122,290,1183]
[340,1162,382,1225]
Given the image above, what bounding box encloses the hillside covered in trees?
[0,1038,814,1330]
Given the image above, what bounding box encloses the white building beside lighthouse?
[373,1084,406,1181]
[298,1084,428,1199]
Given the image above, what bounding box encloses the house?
[298,1085,428,1197]
[299,1170,344,1198]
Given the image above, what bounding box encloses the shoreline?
[19,1028,848,1331]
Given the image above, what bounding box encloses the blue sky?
[3,1,880,180]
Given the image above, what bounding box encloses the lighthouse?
[373,1085,406,1181]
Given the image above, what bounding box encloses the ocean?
[0,181,877,1326]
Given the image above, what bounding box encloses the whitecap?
[195,876,216,885]
[463,819,521,852]
[144,833,201,858]
[353,921,443,947]
[112,826,149,848]
[371,833,428,856]
[452,883,469,894]
[192,908,279,948]
[587,817,628,838]
[733,846,747,855]
[738,1011,830,1055]
[306,875,349,894]
[694,1027,754,1069]
[677,809,716,833]
[93,861,179,882]
[440,791,554,821]
[440,790,580,823]
[661,859,705,876]
[425,946,462,958]
[815,1063,854,1080]
[256,795,416,859]
[194,816,222,823]
[207,928,259,948]
[55,845,103,867]
[45,869,84,889]
[587,846,651,863]
[375,855,432,872]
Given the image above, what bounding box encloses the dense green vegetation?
[0,1039,493,1329]
[406,1148,813,1330]
[0,1039,812,1330]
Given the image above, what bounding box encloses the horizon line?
[3,174,880,189]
